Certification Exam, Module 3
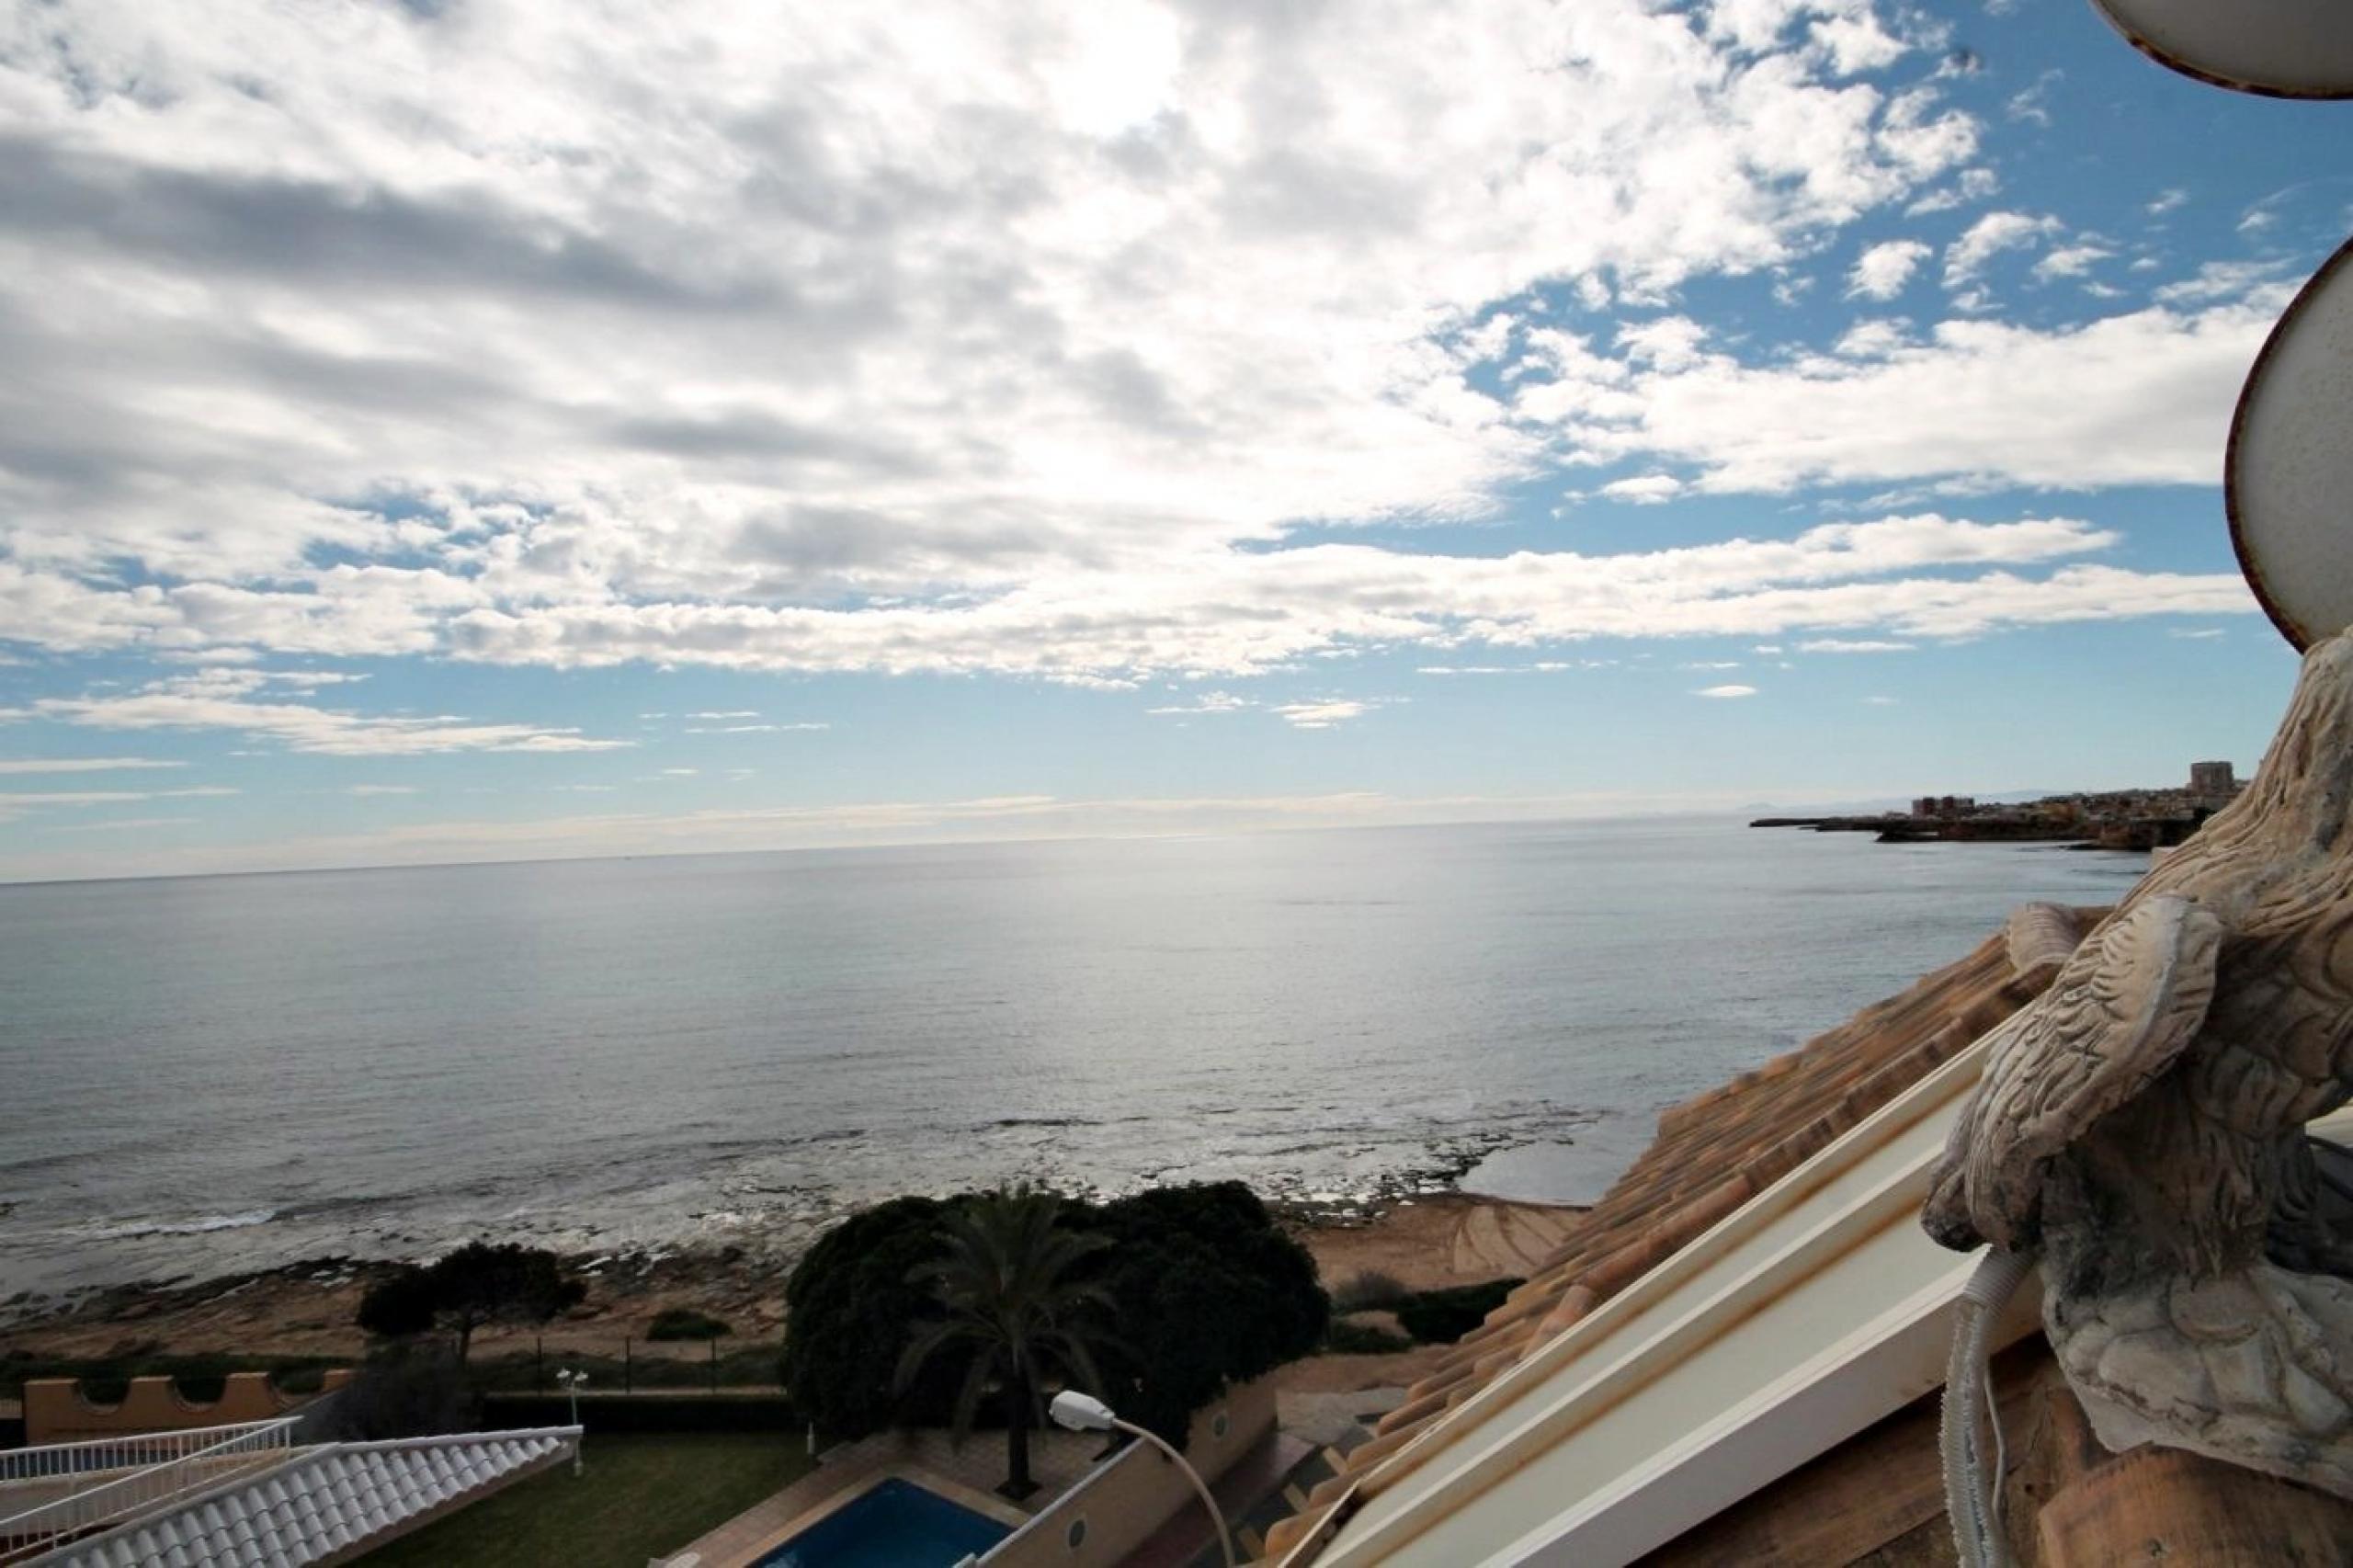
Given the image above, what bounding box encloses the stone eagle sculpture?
[1924,627,2353,1498]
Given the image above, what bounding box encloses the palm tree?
[894,1185,1115,1498]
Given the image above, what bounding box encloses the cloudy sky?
[1,0,2347,881]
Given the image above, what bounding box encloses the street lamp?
[554,1369,587,1475]
[1049,1392,1234,1568]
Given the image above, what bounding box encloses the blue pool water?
[755,1478,1013,1567]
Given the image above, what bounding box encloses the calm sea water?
[0,818,2144,1305]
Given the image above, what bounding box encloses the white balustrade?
[0,1417,300,1561]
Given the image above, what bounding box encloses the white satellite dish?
[2229,236,2353,651]
[2091,0,2353,97]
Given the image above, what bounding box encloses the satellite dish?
[2228,235,2353,651]
[2090,0,2353,98]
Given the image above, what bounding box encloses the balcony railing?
[0,1417,301,1562]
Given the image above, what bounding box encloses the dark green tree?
[354,1242,584,1363]
[781,1196,969,1437]
[1086,1182,1328,1445]
[894,1186,1114,1498]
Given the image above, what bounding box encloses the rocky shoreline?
[0,1187,1583,1369]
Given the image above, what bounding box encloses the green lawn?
[360,1432,813,1567]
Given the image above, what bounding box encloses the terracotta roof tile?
[1257,903,2100,1562]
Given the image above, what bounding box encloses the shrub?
[1323,1318,1412,1355]
[317,1341,472,1440]
[1330,1269,1408,1313]
[647,1307,733,1342]
[1392,1278,1522,1344]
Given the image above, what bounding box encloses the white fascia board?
[1315,1041,2009,1568]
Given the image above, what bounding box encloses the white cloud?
[1695,684,1758,698]
[683,722,829,733]
[1681,660,1744,669]
[2034,244,2111,282]
[1943,210,2063,286]
[1146,691,1254,714]
[0,0,1987,688]
[345,784,418,796]
[1799,638,1914,652]
[2147,188,2188,216]
[31,669,630,756]
[1599,473,1686,504]
[1276,699,1373,729]
[0,784,235,824]
[1848,240,1930,300]
[45,815,198,833]
[685,711,760,721]
[1514,293,2284,494]
[0,756,186,775]
[1862,694,1898,704]
[661,767,699,777]
[2169,627,2226,640]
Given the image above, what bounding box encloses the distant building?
[1912,795,1976,818]
[2189,760,2237,799]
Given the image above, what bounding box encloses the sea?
[0,816,2146,1310]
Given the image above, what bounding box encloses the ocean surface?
[0,817,2146,1307]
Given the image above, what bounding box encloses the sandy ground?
[0,1193,1586,1387]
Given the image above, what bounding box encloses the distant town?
[1752,761,2245,852]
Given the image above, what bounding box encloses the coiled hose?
[1940,1247,2034,1568]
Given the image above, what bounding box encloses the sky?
[2,0,2349,882]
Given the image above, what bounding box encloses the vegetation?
[1329,1268,1409,1313]
[781,1195,972,1439]
[316,1341,472,1440]
[895,1185,1114,1498]
[780,1179,1330,1467]
[1086,1183,1327,1445]
[359,1432,813,1568]
[1322,1318,1413,1355]
[1392,1278,1521,1344]
[645,1307,733,1342]
[357,1242,585,1362]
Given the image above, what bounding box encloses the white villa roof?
[32,1426,578,1568]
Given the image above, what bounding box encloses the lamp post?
[555,1369,586,1475]
[1049,1392,1234,1568]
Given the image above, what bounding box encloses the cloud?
[0,0,1987,687]
[1275,699,1373,729]
[45,815,198,833]
[1599,473,1686,504]
[1862,695,1898,704]
[1146,691,1255,714]
[31,668,630,756]
[661,767,699,777]
[0,784,235,824]
[685,710,760,721]
[1848,239,1931,300]
[2147,188,2188,216]
[1694,684,1758,698]
[1514,293,2283,493]
[2033,244,2111,282]
[0,756,187,775]
[1799,638,1914,652]
[345,784,418,795]
[2169,627,2226,640]
[1942,210,2063,287]
[682,722,829,733]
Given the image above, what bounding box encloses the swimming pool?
[753,1477,1014,1567]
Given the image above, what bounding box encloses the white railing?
[0,1419,292,1486]
[0,1417,299,1561]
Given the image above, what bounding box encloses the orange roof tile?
[1258,903,2099,1563]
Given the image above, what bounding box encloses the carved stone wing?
[1924,892,2225,1252]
